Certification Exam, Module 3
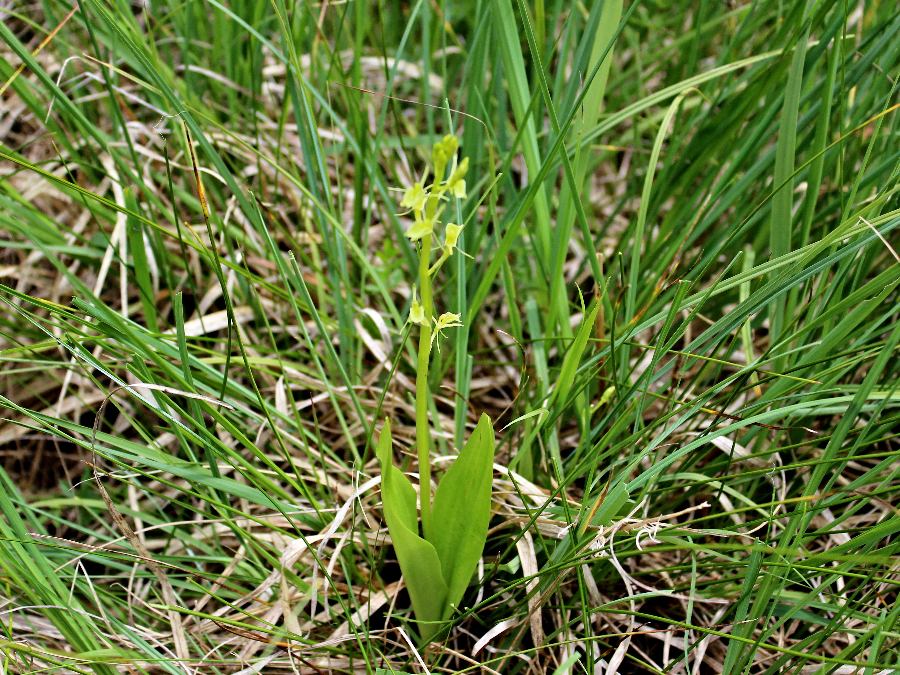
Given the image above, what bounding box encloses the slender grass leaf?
[547,298,601,421]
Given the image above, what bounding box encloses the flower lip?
[405,214,435,241]
[444,223,463,253]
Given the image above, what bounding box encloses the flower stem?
[416,232,434,536]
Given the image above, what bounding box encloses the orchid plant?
[377,135,495,643]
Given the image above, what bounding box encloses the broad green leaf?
[429,413,495,618]
[376,421,448,640]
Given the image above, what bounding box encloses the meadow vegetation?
[0,0,898,672]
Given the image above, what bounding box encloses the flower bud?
[432,134,459,181]
[447,156,469,198]
[408,289,426,326]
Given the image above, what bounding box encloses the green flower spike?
[381,133,495,645]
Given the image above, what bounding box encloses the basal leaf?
[429,413,495,618]
[377,420,448,641]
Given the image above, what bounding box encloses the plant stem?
[416,233,434,536]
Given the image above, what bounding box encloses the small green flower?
[408,288,426,326]
[427,223,466,276]
[401,181,428,213]
[406,214,435,241]
[446,157,469,199]
[449,178,466,199]
[431,311,463,351]
[444,223,463,255]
